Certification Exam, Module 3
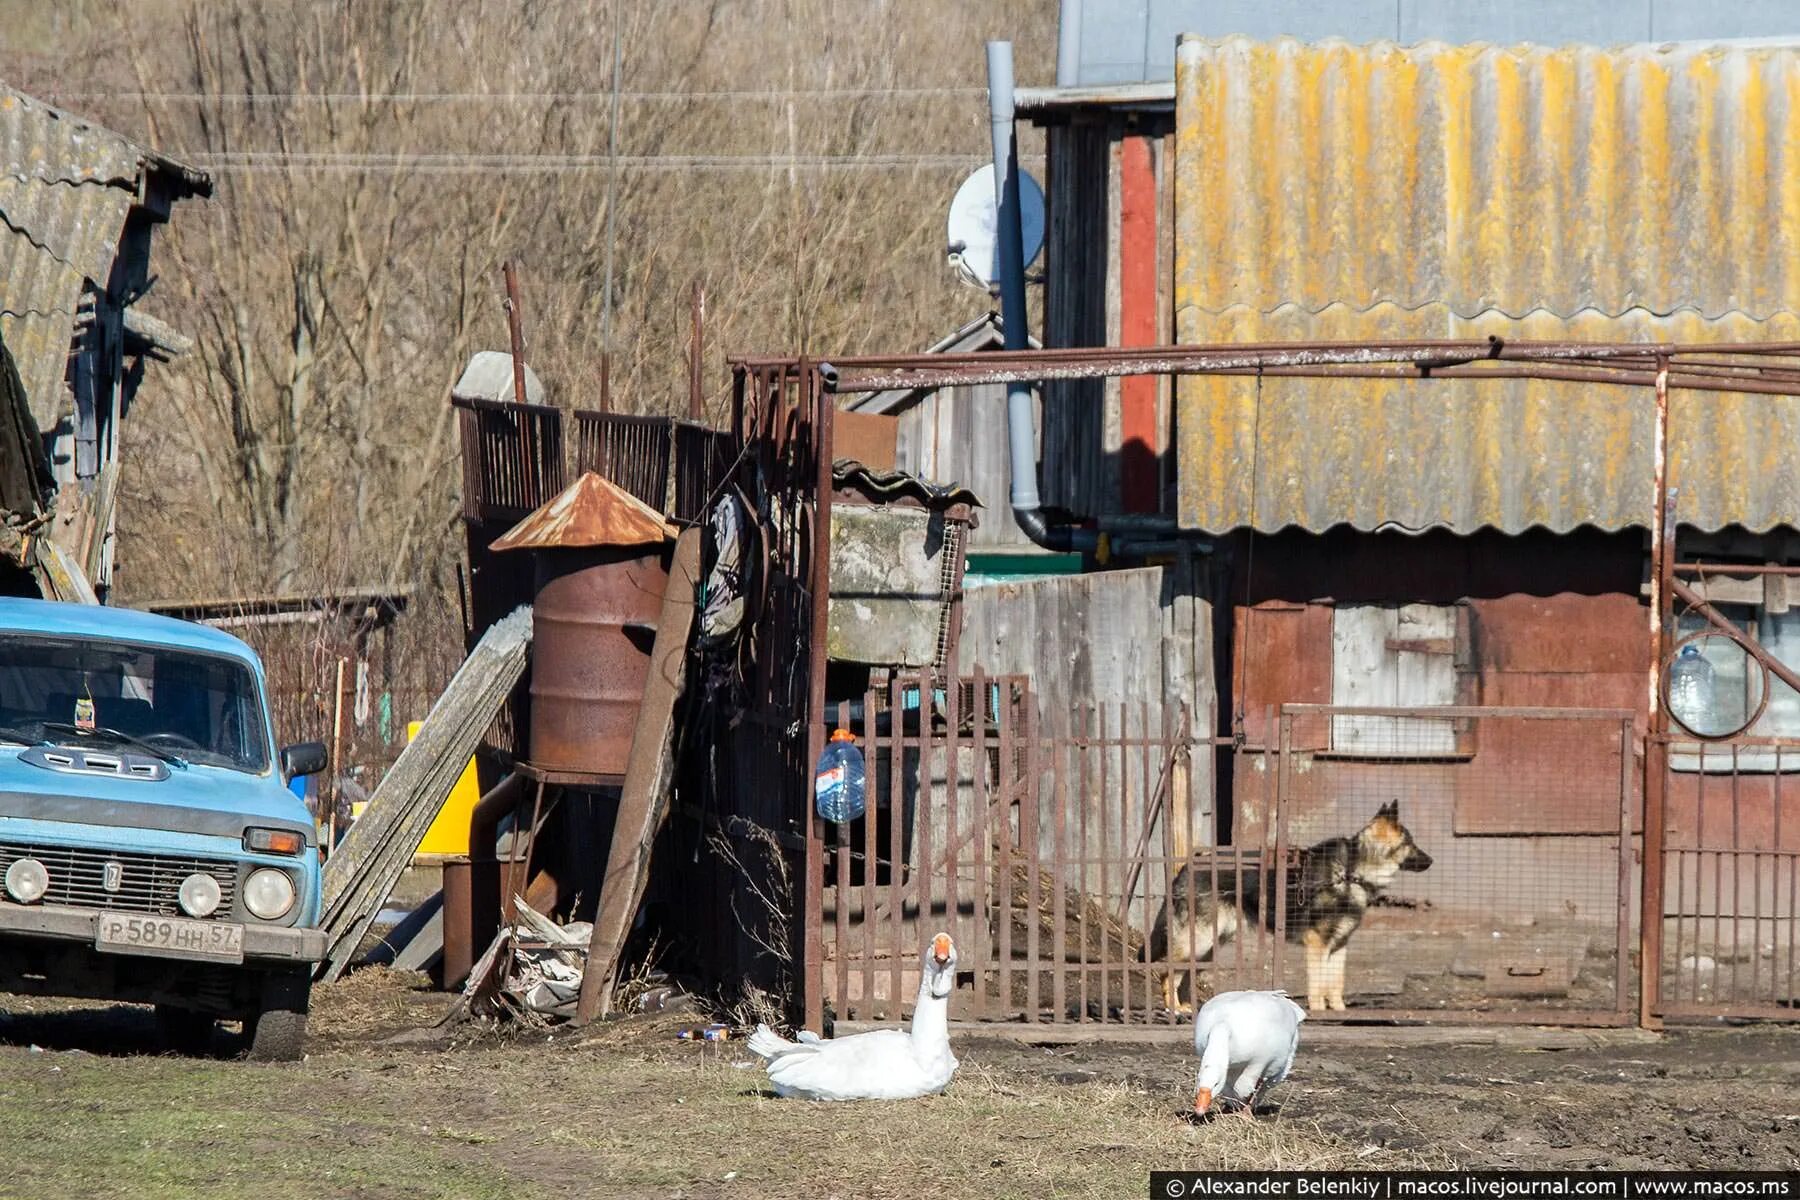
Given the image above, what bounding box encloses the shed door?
[1330,604,1459,756]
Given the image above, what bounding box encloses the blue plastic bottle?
[814,728,867,823]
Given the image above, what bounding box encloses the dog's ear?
[1377,799,1399,819]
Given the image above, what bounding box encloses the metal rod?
[1641,362,1673,1029]
[1671,578,1800,698]
[802,360,832,1033]
[503,260,528,405]
[1674,562,1800,577]
[1615,717,1634,1017]
[824,358,1800,397]
[689,280,706,422]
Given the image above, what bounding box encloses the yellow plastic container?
[412,720,482,856]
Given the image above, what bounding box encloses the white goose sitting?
[1191,989,1306,1117]
[748,932,959,1101]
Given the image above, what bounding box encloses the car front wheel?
[244,968,310,1062]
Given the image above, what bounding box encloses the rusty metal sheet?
[490,472,673,551]
[1173,37,1800,535]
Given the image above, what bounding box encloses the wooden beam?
[574,528,700,1023]
[317,607,531,982]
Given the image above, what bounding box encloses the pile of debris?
[444,896,689,1026]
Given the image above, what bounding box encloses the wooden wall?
[958,560,1214,859]
[889,379,1037,552]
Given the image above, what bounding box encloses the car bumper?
[0,901,325,964]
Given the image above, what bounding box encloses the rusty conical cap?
[489,472,675,551]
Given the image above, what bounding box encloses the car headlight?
[243,867,296,920]
[4,858,49,904]
[178,872,222,918]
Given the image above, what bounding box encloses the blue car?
[0,597,327,1059]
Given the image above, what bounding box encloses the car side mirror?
[280,741,328,781]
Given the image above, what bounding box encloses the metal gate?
[814,688,1639,1026]
[1255,705,1638,1025]
[1652,738,1800,1020]
[818,670,1206,1025]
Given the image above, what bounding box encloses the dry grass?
[0,1006,1440,1200]
[9,970,1800,1194]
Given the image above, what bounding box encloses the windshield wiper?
[0,723,43,747]
[40,722,188,769]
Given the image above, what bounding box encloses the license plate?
[95,913,244,964]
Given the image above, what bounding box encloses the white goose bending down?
[748,933,960,1101]
[1191,989,1306,1116]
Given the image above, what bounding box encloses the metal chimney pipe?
[1056,0,1082,87]
[986,40,1089,553]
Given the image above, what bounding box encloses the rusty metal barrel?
[528,544,668,775]
[489,471,676,778]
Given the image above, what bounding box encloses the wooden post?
[574,529,701,1023]
[503,261,528,406]
[328,657,348,849]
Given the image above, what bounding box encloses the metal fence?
[454,397,565,524]
[1655,737,1800,1020]
[820,671,1207,1025]
[815,695,1638,1027]
[572,411,733,523]
[1260,705,1636,1025]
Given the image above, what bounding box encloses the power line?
[186,152,1041,173]
[46,87,988,104]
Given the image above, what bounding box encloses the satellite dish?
[946,163,1045,289]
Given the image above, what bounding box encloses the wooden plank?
[1393,604,1457,753]
[574,529,700,1022]
[31,534,100,605]
[317,607,531,981]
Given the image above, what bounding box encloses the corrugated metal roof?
[1173,37,1800,534]
[833,460,983,509]
[0,84,210,427]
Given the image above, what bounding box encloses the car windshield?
[0,635,270,774]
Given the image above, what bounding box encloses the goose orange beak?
[1194,1087,1213,1115]
[932,933,953,965]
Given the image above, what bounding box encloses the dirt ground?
[0,971,1796,1200]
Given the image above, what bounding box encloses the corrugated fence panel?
[1173,37,1800,535]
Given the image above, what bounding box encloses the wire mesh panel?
[1659,740,1800,1019]
[1265,705,1635,1022]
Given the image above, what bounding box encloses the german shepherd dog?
[1147,800,1434,1013]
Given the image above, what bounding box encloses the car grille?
[0,842,238,919]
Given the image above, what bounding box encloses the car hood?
[0,745,311,829]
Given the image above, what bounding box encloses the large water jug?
[814,728,867,823]
[1667,644,1717,733]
